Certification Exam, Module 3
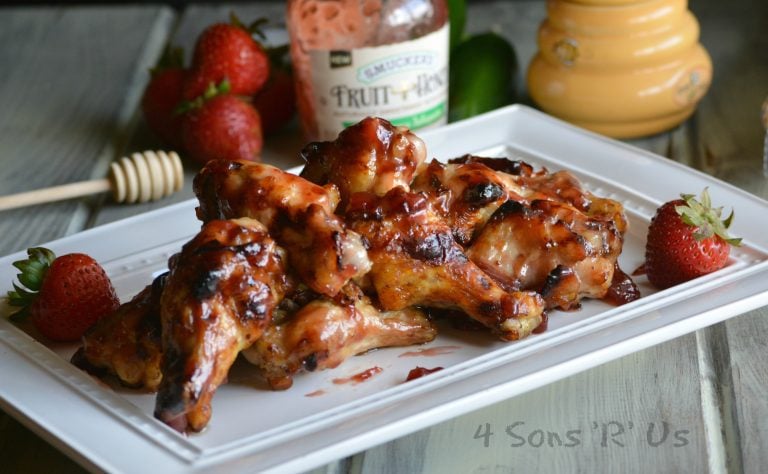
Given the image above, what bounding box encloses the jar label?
[308,24,449,140]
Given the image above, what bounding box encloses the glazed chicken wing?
[155,218,292,432]
[242,283,436,390]
[520,170,628,235]
[300,116,427,208]
[416,156,635,309]
[71,274,165,391]
[411,159,513,245]
[194,159,370,297]
[68,117,641,437]
[345,187,545,340]
[451,155,628,233]
[466,199,627,310]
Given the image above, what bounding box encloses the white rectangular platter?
[1,105,768,473]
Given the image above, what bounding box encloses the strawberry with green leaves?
[183,14,270,100]
[6,248,120,342]
[642,188,741,289]
[180,80,263,164]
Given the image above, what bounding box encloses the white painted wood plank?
[718,309,768,474]
[0,6,175,256]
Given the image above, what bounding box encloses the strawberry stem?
[150,44,185,76]
[6,247,56,322]
[247,18,269,41]
[676,188,741,246]
[229,11,269,41]
[174,79,232,115]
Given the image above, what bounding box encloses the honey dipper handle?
[0,151,183,211]
[0,179,111,211]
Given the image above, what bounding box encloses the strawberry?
[140,46,187,150]
[253,47,297,135]
[180,81,263,164]
[642,189,741,289]
[182,15,270,100]
[6,248,120,342]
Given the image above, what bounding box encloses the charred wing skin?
[300,116,427,207]
[448,154,535,176]
[154,218,291,433]
[242,283,436,390]
[467,200,623,310]
[345,187,544,340]
[419,157,632,310]
[441,156,628,235]
[491,157,628,235]
[584,192,628,235]
[71,274,165,391]
[519,169,629,234]
[411,160,512,246]
[193,159,370,297]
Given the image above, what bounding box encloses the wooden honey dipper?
[0,151,184,211]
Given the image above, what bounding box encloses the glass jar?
[287,0,449,141]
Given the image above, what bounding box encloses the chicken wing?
[194,159,370,297]
[466,199,627,310]
[414,156,634,310]
[71,273,165,391]
[345,187,544,340]
[154,218,292,432]
[242,283,436,390]
[411,159,512,245]
[67,117,643,437]
[449,155,628,233]
[300,116,427,208]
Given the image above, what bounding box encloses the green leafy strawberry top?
[675,188,741,246]
[175,78,232,114]
[5,247,55,322]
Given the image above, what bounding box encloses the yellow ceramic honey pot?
[527,0,712,138]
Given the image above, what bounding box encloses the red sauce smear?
[532,312,549,334]
[305,389,326,397]
[406,366,443,381]
[605,264,641,305]
[399,345,461,357]
[332,366,383,385]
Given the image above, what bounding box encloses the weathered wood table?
[0,1,766,472]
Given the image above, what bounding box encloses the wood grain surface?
[0,1,766,473]
[0,7,175,472]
